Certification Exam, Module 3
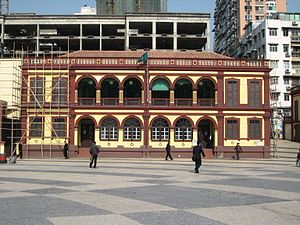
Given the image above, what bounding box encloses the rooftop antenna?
[0,0,9,15]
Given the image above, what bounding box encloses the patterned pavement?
[0,157,299,225]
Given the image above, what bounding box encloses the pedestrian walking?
[89,141,100,168]
[63,141,69,159]
[234,143,243,160]
[192,141,206,173]
[296,149,300,167]
[165,141,173,160]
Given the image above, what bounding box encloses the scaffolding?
[0,48,72,159]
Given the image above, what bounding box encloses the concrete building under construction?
[0,13,210,56]
[96,0,167,15]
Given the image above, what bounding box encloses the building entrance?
[79,118,95,147]
[198,119,214,148]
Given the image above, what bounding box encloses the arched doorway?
[151,79,170,106]
[101,78,119,105]
[78,78,96,105]
[198,119,215,148]
[79,118,95,147]
[197,79,215,106]
[174,79,192,106]
[124,78,142,105]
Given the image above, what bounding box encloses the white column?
[152,22,156,50]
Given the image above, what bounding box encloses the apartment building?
[214,0,286,56]
[236,13,300,135]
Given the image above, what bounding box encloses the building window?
[283,60,290,69]
[262,29,265,38]
[269,28,277,36]
[52,77,67,104]
[100,118,118,141]
[269,44,278,52]
[295,101,299,121]
[123,118,141,141]
[283,29,289,37]
[151,118,169,141]
[284,77,290,85]
[30,117,43,137]
[283,44,289,53]
[269,60,278,68]
[226,79,239,107]
[271,93,280,101]
[270,77,278,85]
[226,119,239,139]
[249,80,261,107]
[284,94,290,101]
[248,119,261,139]
[30,77,44,104]
[52,117,67,138]
[175,118,192,141]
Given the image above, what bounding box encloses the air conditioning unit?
[286,86,291,91]
[292,21,298,26]
[285,53,290,57]
[285,69,290,74]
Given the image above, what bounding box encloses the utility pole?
[0,0,9,16]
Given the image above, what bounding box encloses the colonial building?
[21,50,271,158]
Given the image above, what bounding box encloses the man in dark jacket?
[165,141,173,160]
[89,141,100,168]
[234,143,243,160]
[296,149,300,167]
[192,142,206,173]
[63,141,69,159]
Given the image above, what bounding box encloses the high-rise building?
[236,13,300,135]
[214,0,286,56]
[96,0,167,15]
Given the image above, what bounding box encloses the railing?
[175,98,193,106]
[101,98,119,106]
[291,36,300,42]
[78,98,96,106]
[151,98,170,106]
[124,98,141,106]
[197,98,215,106]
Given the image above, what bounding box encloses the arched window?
[100,118,118,140]
[175,118,192,141]
[151,118,169,141]
[151,79,170,106]
[124,78,142,105]
[123,118,141,141]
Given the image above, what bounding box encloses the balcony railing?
[151,98,170,106]
[124,98,141,106]
[101,98,119,106]
[175,98,193,106]
[291,36,300,42]
[78,98,96,106]
[197,98,215,106]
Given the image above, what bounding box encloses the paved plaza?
[0,142,300,225]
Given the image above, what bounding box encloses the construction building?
[214,0,286,56]
[96,0,167,15]
[17,50,271,158]
[0,13,210,56]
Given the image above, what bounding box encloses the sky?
[9,0,300,15]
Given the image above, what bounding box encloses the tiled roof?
[63,50,232,59]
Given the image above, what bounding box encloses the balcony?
[101,98,118,106]
[151,98,170,106]
[197,98,215,106]
[78,98,96,106]
[175,98,192,106]
[124,98,141,106]
[291,36,300,43]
